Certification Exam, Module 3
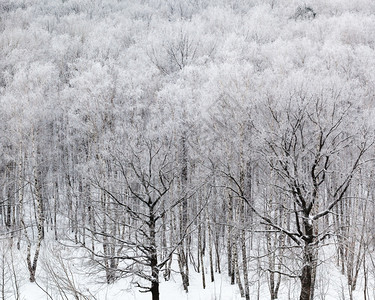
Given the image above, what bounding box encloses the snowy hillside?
[1,0,375,299]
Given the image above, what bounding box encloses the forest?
[1,0,375,299]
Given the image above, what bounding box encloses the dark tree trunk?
[150,208,160,300]
[151,253,160,300]
[300,220,315,300]
[300,262,312,300]
[151,280,159,300]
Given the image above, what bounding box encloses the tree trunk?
[233,241,244,297]
[151,280,159,300]
[227,193,234,284]
[300,257,313,300]
[241,229,250,300]
[178,133,189,291]
[207,215,215,282]
[150,209,159,300]
[300,230,315,300]
[178,248,189,292]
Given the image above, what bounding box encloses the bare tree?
[85,137,201,300]
[225,93,372,300]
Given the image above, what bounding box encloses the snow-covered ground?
[2,240,373,300]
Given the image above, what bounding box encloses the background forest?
[2,0,375,299]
